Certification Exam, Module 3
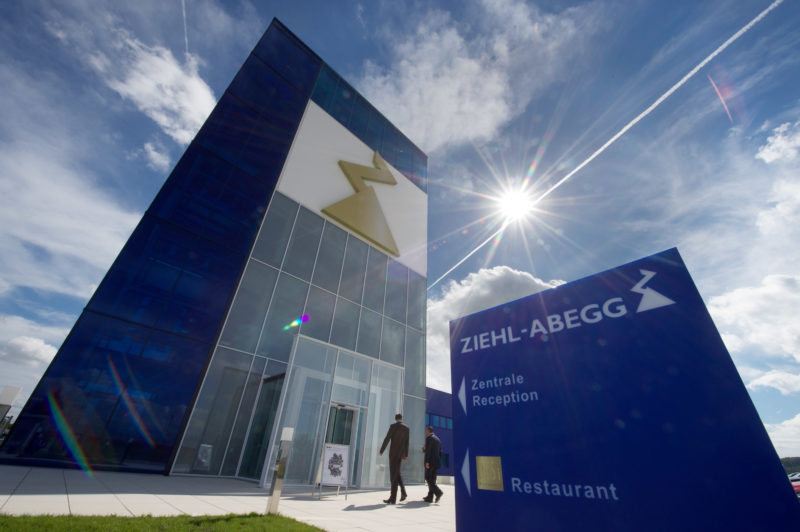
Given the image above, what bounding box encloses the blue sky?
[1,0,799,456]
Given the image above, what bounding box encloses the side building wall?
[425,387,454,477]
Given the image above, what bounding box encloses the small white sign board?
[321,443,349,487]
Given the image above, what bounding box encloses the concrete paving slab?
[111,493,182,516]
[0,465,456,531]
[0,464,29,509]
[62,469,133,516]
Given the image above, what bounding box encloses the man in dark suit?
[379,413,409,504]
[422,426,443,503]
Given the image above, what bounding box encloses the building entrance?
[261,336,404,489]
[324,405,364,486]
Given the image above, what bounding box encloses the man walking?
[379,413,409,504]
[422,426,443,503]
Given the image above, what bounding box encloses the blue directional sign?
[450,248,800,531]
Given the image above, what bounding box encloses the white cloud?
[764,413,800,457]
[749,370,800,396]
[0,43,142,301]
[143,141,172,172]
[0,142,140,299]
[0,315,69,418]
[756,180,800,237]
[359,1,604,153]
[708,275,800,364]
[0,314,71,348]
[44,11,215,147]
[94,33,216,145]
[756,120,800,163]
[0,337,57,367]
[427,266,561,392]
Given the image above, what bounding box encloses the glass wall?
[265,336,403,488]
[361,362,403,488]
[173,191,426,481]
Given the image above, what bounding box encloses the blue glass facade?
[0,20,427,477]
[425,387,454,476]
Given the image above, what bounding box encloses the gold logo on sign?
[476,456,504,491]
[322,151,399,256]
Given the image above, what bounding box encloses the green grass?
[0,512,324,531]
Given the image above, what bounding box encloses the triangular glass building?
[0,19,427,487]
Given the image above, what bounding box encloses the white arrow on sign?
[632,269,676,313]
[461,449,471,497]
[458,377,467,415]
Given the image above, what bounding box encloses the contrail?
[181,0,189,56]
[428,224,506,290]
[427,0,783,292]
[531,0,783,205]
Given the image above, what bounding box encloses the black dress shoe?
[435,493,443,503]
[422,497,433,502]
[400,493,407,501]
[383,499,395,504]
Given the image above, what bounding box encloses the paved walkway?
[0,465,455,532]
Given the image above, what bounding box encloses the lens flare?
[108,356,155,448]
[47,392,93,476]
[707,74,732,123]
[282,314,310,331]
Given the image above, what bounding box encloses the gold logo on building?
[322,151,399,256]
[476,456,504,491]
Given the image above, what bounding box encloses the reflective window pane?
[407,270,426,331]
[300,285,335,343]
[256,273,309,361]
[312,222,346,293]
[221,356,266,475]
[330,297,359,351]
[273,339,336,484]
[361,363,402,488]
[349,94,370,140]
[282,207,323,281]
[402,394,426,483]
[253,23,321,95]
[238,371,284,479]
[339,236,367,304]
[356,308,381,359]
[404,328,425,398]
[330,78,355,125]
[380,319,405,367]
[363,247,387,314]
[384,260,408,324]
[228,54,307,133]
[251,193,298,268]
[331,351,370,407]
[168,345,251,475]
[310,64,337,109]
[219,260,278,353]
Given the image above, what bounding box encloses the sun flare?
[496,188,535,225]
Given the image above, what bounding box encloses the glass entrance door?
[324,405,364,486]
[326,406,353,445]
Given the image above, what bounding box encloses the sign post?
[266,427,294,515]
[450,248,800,530]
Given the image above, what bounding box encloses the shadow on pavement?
[343,503,386,511]
[398,500,438,509]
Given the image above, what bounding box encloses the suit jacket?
[424,433,442,470]
[380,421,409,462]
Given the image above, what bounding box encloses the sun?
[495,187,535,225]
